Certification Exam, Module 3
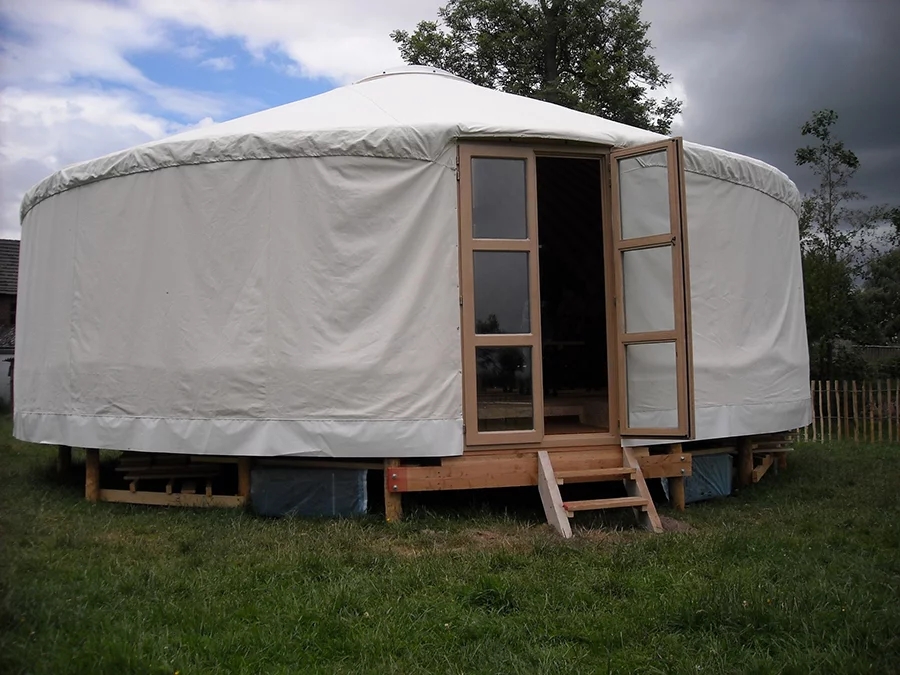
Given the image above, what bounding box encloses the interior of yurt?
[14,67,810,535]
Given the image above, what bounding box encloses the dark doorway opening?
[536,157,609,434]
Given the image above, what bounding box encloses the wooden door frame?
[532,145,618,442]
[459,144,545,445]
[610,138,694,437]
[457,140,620,451]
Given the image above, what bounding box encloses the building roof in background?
[0,239,20,295]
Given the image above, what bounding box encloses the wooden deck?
[73,433,794,525]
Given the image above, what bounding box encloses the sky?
[1,0,897,240]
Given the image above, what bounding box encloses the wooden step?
[537,449,662,537]
[555,467,636,484]
[562,496,648,514]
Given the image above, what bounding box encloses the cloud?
[0,87,185,239]
[0,0,164,88]
[176,44,206,60]
[135,0,431,82]
[0,0,276,236]
[200,56,235,71]
[11,0,893,244]
[0,0,449,236]
[642,0,900,207]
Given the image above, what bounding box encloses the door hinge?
[459,294,463,306]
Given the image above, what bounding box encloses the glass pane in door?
[475,346,534,431]
[625,341,678,428]
[473,251,530,334]
[622,246,675,333]
[472,158,528,239]
[618,149,670,240]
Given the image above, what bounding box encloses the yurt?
[15,67,810,531]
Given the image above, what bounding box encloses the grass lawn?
[1,419,898,674]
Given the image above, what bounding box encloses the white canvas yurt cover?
[15,67,811,457]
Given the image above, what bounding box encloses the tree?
[391,0,681,134]
[796,110,862,377]
[795,109,898,377]
[860,248,900,345]
[796,110,864,264]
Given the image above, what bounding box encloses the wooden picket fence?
[804,379,900,443]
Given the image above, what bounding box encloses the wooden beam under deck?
[752,454,775,483]
[387,446,692,494]
[98,489,246,508]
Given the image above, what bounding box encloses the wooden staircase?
[537,448,663,538]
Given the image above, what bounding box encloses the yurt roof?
[21,66,800,220]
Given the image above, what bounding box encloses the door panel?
[611,138,693,438]
[460,145,544,445]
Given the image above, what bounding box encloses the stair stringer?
[537,451,573,539]
[622,447,664,533]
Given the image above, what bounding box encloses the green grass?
[1,419,898,674]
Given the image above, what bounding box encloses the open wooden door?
[610,138,694,438]
[459,144,544,446]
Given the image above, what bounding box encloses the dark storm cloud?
[642,0,900,205]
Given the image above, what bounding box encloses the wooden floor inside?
[480,391,610,434]
[544,416,608,434]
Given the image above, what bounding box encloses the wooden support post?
[826,380,832,440]
[842,381,849,442]
[237,457,252,501]
[869,382,875,443]
[57,445,72,479]
[384,458,402,523]
[736,437,753,488]
[834,380,843,441]
[877,380,883,443]
[85,448,100,503]
[752,454,774,483]
[803,380,816,441]
[852,380,859,443]
[894,378,900,441]
[817,380,823,441]
[895,379,900,443]
[887,379,893,443]
[810,380,816,441]
[667,444,685,512]
[776,452,788,470]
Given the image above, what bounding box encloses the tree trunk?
[540,0,563,105]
